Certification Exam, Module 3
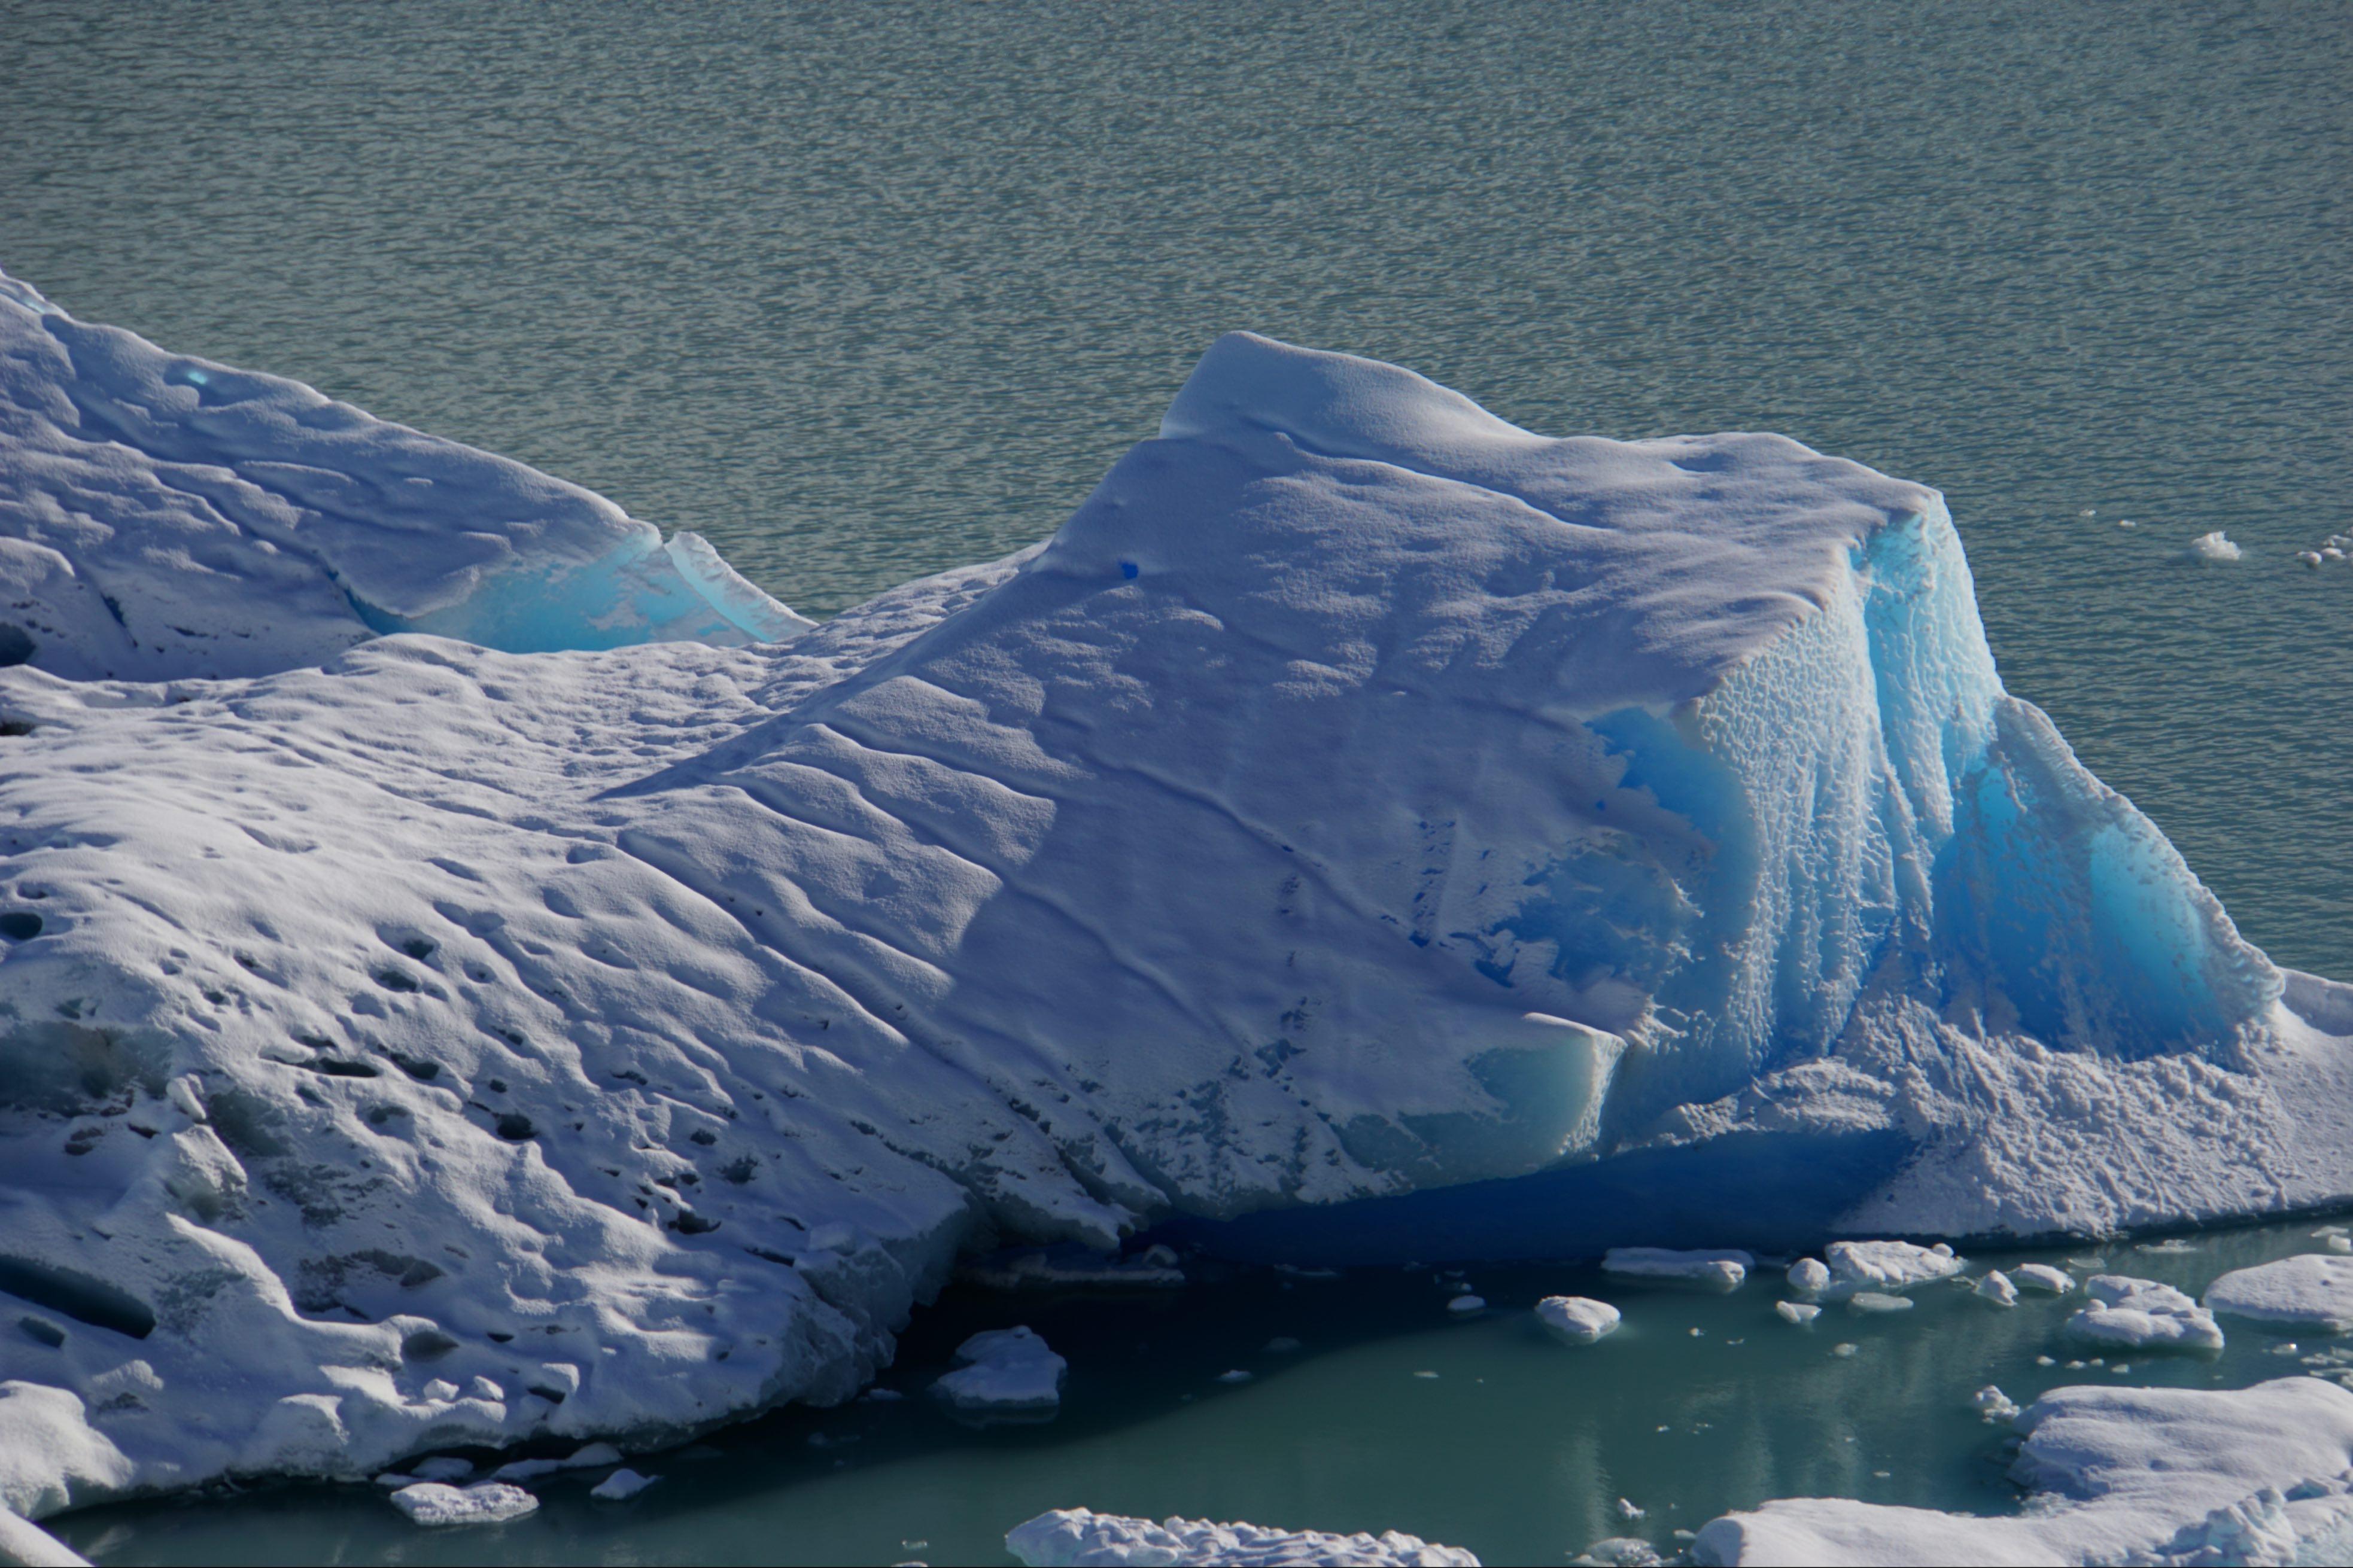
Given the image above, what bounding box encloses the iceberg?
[2,279,2351,1514]
[1694,1379,2353,1566]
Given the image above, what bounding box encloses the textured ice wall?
[1,318,2345,1512]
[0,269,808,683]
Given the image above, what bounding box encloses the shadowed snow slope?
[2,301,2349,1514]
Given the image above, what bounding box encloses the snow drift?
[2,272,2349,1512]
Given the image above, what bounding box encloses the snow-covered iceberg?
[3,278,2350,1514]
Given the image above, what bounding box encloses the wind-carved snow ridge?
[0,267,810,682]
[2,305,2349,1515]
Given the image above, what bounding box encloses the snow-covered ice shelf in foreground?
[2,269,2351,1516]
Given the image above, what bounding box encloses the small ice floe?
[2302,551,2328,568]
[1786,1258,1831,1295]
[1831,1342,1859,1358]
[1971,1385,2021,1423]
[589,1468,656,1501]
[962,1244,1184,1292]
[0,1507,86,1567]
[1848,1292,1913,1315]
[2068,1256,2108,1271]
[2136,1238,2199,1255]
[1775,1301,1822,1325]
[1977,1270,2020,1307]
[2206,1253,2353,1332]
[1616,1497,1645,1521]
[1571,1538,1663,1567]
[2014,1263,2077,1295]
[390,1481,539,1526]
[491,1442,624,1482]
[1825,1240,1963,1293]
[1601,1247,1751,1289]
[2185,531,2243,562]
[1215,1369,1253,1384]
[2066,1275,2225,1351]
[1536,1296,1621,1345]
[1446,1294,1486,1314]
[934,1326,1067,1417]
[1004,1508,1479,1567]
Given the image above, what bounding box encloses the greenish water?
[45,1220,2353,1566]
[4,2,2351,1560]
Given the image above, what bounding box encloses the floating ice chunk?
[933,1327,1066,1415]
[1697,1379,2353,1565]
[1831,1343,1859,1357]
[1976,1271,2020,1306]
[2067,1275,2224,1351]
[0,1508,88,1568]
[1824,1241,1962,1293]
[1005,1508,1479,1566]
[1847,1292,1913,1314]
[1775,1301,1822,1325]
[389,1481,539,1526]
[1215,1370,1253,1385]
[588,1468,656,1501]
[1446,1294,1486,1314]
[1536,1296,1621,1345]
[2015,1264,2077,1294]
[409,1456,475,1482]
[2330,1236,2352,1256]
[1786,1258,1831,1295]
[2185,530,2243,562]
[1603,1249,1751,1289]
[1573,1539,1662,1567]
[2206,1254,2353,1332]
[2135,1238,2199,1255]
[1617,1498,1645,1521]
[1971,1386,2021,1423]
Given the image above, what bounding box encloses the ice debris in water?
[2066,1276,2225,1351]
[2015,1264,2078,1295]
[2185,530,2243,562]
[1446,1294,1486,1314]
[1215,1370,1253,1385]
[1536,1296,1621,1345]
[1786,1258,1832,1295]
[1775,1301,1822,1325]
[1847,1292,1913,1314]
[1825,1241,1963,1293]
[1971,1385,2021,1423]
[933,1327,1067,1415]
[1976,1269,2020,1306]
[1697,1380,2353,1565]
[2205,1254,2353,1332]
[1616,1498,1645,1521]
[1601,1249,1750,1289]
[389,1481,539,1527]
[588,1467,656,1501]
[1571,1540,1662,1568]
[5,290,2352,1513]
[1005,1508,1479,1566]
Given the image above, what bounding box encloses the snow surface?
[1535,1296,1619,1344]
[4,294,2352,1512]
[1695,1378,2353,1566]
[0,1509,86,1568]
[1006,1508,1479,1566]
[2065,1276,2225,1352]
[932,1327,1066,1415]
[2206,1253,2353,1332]
[1822,1241,1961,1293]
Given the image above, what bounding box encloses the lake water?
[44,1219,2353,1566]
[4,1,2349,1560]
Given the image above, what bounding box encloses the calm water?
[44,1219,2353,1566]
[4,4,2351,1560]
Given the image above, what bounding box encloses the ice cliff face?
[2,287,2347,1514]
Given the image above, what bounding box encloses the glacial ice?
[1694,1379,2353,1566]
[1822,1241,1961,1293]
[1601,1250,1752,1289]
[2065,1276,2225,1352]
[3,285,2351,1515]
[1006,1508,1480,1566]
[932,1327,1066,1415]
[387,1479,538,1526]
[1535,1296,1620,1344]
